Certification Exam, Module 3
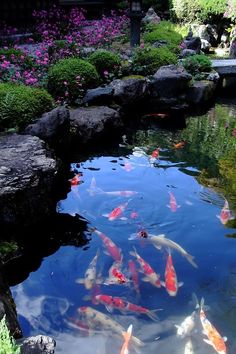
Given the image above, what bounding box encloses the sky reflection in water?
[11,101,236,354]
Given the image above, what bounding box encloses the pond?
[11,98,236,354]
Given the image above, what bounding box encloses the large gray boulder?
[19,335,56,354]
[186,80,217,105]
[82,86,114,106]
[109,77,147,106]
[69,106,123,145]
[0,134,59,226]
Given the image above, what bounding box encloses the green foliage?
[144,21,183,48]
[0,316,20,354]
[48,58,99,102]
[182,54,212,76]
[170,0,202,22]
[0,241,18,259]
[88,50,121,77]
[0,83,54,130]
[0,48,33,69]
[131,46,178,75]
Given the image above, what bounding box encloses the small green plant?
[88,50,121,79]
[131,46,178,75]
[48,58,99,103]
[0,83,54,131]
[0,316,20,354]
[144,21,183,50]
[182,54,212,76]
[0,48,33,69]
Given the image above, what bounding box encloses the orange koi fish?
[120,324,133,354]
[104,262,130,285]
[129,247,161,288]
[93,229,123,262]
[196,297,227,354]
[174,141,186,149]
[161,251,183,296]
[217,199,233,225]
[95,294,159,321]
[167,191,180,212]
[69,172,83,186]
[103,201,129,221]
[128,259,140,297]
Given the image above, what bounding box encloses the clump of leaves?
[182,54,212,76]
[0,316,21,354]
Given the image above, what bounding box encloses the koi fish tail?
[185,253,198,268]
[192,292,200,309]
[146,309,162,322]
[131,335,145,348]
[123,324,133,341]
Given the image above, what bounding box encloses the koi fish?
[167,191,180,212]
[217,199,233,225]
[175,311,196,338]
[77,306,144,348]
[129,229,149,240]
[174,141,186,149]
[104,262,130,285]
[75,249,101,290]
[128,260,140,297]
[148,234,198,268]
[123,161,134,172]
[93,228,123,262]
[120,324,133,354]
[184,338,195,354]
[69,172,83,186]
[103,201,129,221]
[129,247,161,288]
[144,112,169,119]
[87,177,138,197]
[95,294,159,321]
[196,297,227,354]
[161,251,183,296]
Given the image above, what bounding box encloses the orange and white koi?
[120,324,133,354]
[103,201,129,221]
[167,191,180,212]
[75,249,101,290]
[77,306,144,348]
[217,199,233,225]
[161,251,183,296]
[95,294,159,321]
[104,262,130,285]
[174,141,186,149]
[129,247,161,288]
[69,172,83,186]
[93,228,123,262]
[196,297,227,354]
[128,259,140,297]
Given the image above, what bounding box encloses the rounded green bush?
[182,54,212,75]
[144,21,183,49]
[88,50,121,77]
[132,46,178,76]
[0,83,54,131]
[48,58,99,102]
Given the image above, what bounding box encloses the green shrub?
[48,58,99,102]
[0,83,54,130]
[182,54,212,76]
[0,316,20,354]
[144,21,183,50]
[88,50,121,77]
[131,46,178,75]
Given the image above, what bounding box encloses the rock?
[229,37,236,58]
[24,107,70,152]
[82,86,114,105]
[0,134,58,226]
[142,7,160,25]
[186,80,217,105]
[0,260,22,338]
[183,37,201,54]
[179,49,197,58]
[109,77,147,106]
[69,106,123,145]
[19,335,56,354]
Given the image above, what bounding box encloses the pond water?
[11,99,236,354]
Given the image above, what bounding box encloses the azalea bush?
[88,50,121,80]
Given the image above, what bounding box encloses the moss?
[144,21,183,48]
[0,83,54,131]
[48,58,99,102]
[122,75,145,80]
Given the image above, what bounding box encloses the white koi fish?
[175,311,196,338]
[75,249,102,290]
[184,338,195,354]
[87,177,138,197]
[148,234,198,268]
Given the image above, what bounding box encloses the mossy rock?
[122,75,145,80]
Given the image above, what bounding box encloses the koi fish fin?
[153,244,162,250]
[177,205,181,208]
[82,294,91,301]
[160,281,166,287]
[203,339,213,346]
[105,305,114,313]
[128,233,139,240]
[129,251,136,258]
[120,217,128,221]
[146,309,162,322]
[75,278,85,284]
[178,281,184,287]
[102,213,109,218]
[216,214,220,219]
[200,297,205,310]
[142,276,151,282]
[166,204,170,208]
[223,336,227,342]
[185,253,198,268]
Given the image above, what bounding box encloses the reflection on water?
[11,99,236,354]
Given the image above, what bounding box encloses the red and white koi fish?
[167,191,180,212]
[103,201,129,221]
[75,249,101,290]
[129,229,149,240]
[217,199,233,225]
[129,247,161,288]
[128,259,140,297]
[95,294,160,321]
[69,172,83,186]
[104,262,130,285]
[120,324,133,354]
[151,148,160,159]
[161,251,183,296]
[87,177,138,197]
[196,297,227,354]
[77,306,144,348]
[93,228,123,262]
